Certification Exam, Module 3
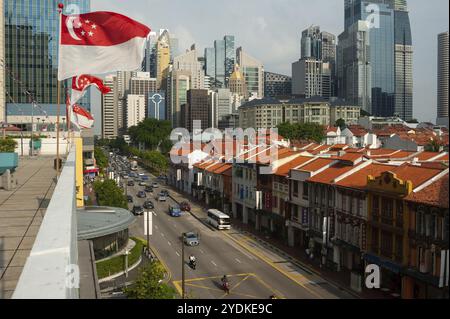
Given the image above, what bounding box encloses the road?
[117,161,353,299]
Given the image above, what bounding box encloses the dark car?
[144,186,153,193]
[160,189,169,196]
[132,205,144,216]
[127,180,135,187]
[143,201,154,210]
[127,195,133,203]
[137,191,146,198]
[180,201,191,212]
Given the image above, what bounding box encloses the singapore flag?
[58,11,151,81]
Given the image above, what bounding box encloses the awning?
[84,168,99,174]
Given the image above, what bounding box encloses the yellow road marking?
[223,232,324,299]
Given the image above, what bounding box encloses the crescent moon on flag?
[67,16,82,41]
[75,75,83,89]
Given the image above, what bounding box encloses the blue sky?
[90,0,449,133]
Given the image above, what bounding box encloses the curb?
[98,256,143,283]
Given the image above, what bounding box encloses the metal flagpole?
[56,3,64,178]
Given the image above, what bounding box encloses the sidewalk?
[165,185,394,299]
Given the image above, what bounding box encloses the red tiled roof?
[308,161,365,185]
[406,174,449,208]
[336,163,396,189]
[347,125,368,137]
[297,158,335,172]
[389,163,446,189]
[274,156,313,177]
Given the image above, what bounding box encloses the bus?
[207,209,231,230]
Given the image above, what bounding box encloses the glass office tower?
[224,35,235,87]
[4,0,91,113]
[342,0,412,119]
[214,39,226,88]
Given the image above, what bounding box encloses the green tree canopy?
[93,179,128,209]
[425,139,442,152]
[335,118,346,130]
[0,137,18,153]
[277,122,326,143]
[124,262,176,299]
[94,147,108,171]
[128,119,173,153]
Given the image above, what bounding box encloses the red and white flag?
[58,11,151,81]
[70,74,111,106]
[72,104,95,129]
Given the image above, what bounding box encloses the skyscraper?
[236,47,264,98]
[4,0,91,121]
[337,21,372,113]
[437,31,449,126]
[148,92,166,121]
[224,35,236,87]
[102,75,119,139]
[167,69,190,128]
[204,47,216,81]
[126,95,146,129]
[156,30,171,89]
[173,45,205,90]
[183,89,210,132]
[142,31,157,75]
[229,65,248,98]
[341,0,413,120]
[264,72,292,98]
[214,39,226,88]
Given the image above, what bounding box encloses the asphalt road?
[115,160,352,300]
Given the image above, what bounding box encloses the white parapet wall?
[12,146,79,299]
[13,138,71,156]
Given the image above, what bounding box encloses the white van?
[207,209,231,230]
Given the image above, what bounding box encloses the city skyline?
[91,0,449,125]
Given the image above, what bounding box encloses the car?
[158,195,167,202]
[160,189,169,196]
[180,201,191,212]
[127,195,133,203]
[152,182,159,188]
[127,181,135,187]
[139,181,148,186]
[141,175,149,181]
[144,186,153,193]
[183,232,199,246]
[132,205,144,216]
[143,201,154,209]
[169,205,181,217]
[137,191,146,198]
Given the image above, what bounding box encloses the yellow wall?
[75,138,84,208]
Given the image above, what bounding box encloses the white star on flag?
[85,20,90,24]
[92,24,97,29]
[88,31,94,37]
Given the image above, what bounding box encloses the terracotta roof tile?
[406,174,449,208]
[308,161,365,185]
[297,158,335,172]
[274,156,314,177]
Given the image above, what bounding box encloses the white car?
[158,195,167,202]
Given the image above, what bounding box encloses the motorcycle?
[189,259,196,270]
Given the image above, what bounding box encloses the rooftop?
[406,174,449,208]
[0,156,58,299]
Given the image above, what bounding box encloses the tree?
[425,139,442,152]
[360,110,371,117]
[0,137,18,153]
[407,119,419,124]
[277,122,325,143]
[335,118,346,130]
[93,179,128,209]
[124,262,176,299]
[94,147,108,172]
[128,119,172,153]
[142,150,169,172]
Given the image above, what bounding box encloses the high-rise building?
[292,58,330,99]
[167,69,190,128]
[156,30,171,89]
[173,45,205,90]
[229,65,248,98]
[214,39,226,88]
[101,75,119,139]
[183,89,210,132]
[4,0,91,124]
[0,0,5,123]
[342,0,413,120]
[126,95,146,128]
[142,31,157,75]
[437,31,449,126]
[393,1,413,121]
[236,47,264,98]
[264,72,292,98]
[204,47,216,81]
[148,91,166,121]
[337,21,372,113]
[224,35,236,87]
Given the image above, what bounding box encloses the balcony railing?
[13,146,79,299]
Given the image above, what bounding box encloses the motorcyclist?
[189,255,196,268]
[221,275,230,294]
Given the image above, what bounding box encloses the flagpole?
[56,4,64,178]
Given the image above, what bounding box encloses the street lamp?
[181,232,186,299]
[124,249,130,288]
[36,118,40,133]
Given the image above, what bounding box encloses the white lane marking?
[173,224,177,228]
[176,252,180,257]
[200,249,205,254]
[153,212,157,217]
[211,260,217,267]
[161,233,165,237]
[235,258,242,264]
[167,241,172,246]
[155,225,158,230]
